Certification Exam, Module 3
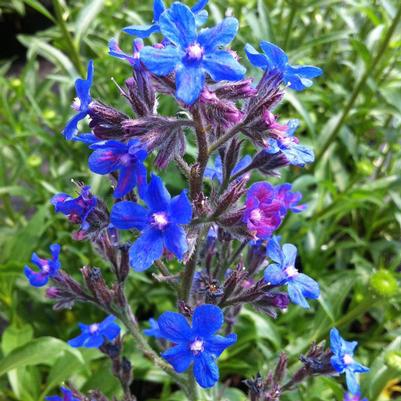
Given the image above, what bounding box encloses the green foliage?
[0,0,401,400]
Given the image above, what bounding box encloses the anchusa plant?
[25,1,370,400]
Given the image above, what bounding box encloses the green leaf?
[74,0,105,48]
[0,337,84,378]
[41,350,88,398]
[22,0,56,23]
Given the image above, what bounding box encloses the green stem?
[180,226,209,303]
[115,302,189,393]
[314,3,401,166]
[51,0,85,76]
[187,371,199,401]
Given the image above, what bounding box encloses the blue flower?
[144,318,163,338]
[63,60,94,140]
[330,328,369,395]
[24,244,61,287]
[51,186,97,231]
[111,174,192,271]
[205,154,252,184]
[46,387,80,401]
[263,112,314,166]
[88,139,148,198]
[264,236,319,309]
[109,38,144,70]
[344,393,368,401]
[123,0,208,38]
[245,41,322,91]
[72,132,99,145]
[68,315,121,348]
[147,304,237,388]
[140,2,246,105]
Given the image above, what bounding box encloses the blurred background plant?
[0,0,400,400]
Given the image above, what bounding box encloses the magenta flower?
[243,182,305,239]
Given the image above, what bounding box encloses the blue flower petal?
[129,227,164,271]
[282,144,315,166]
[350,361,369,373]
[259,41,288,70]
[123,23,160,38]
[203,50,246,81]
[293,273,320,299]
[162,343,193,372]
[287,281,310,308]
[144,318,163,338]
[266,236,283,264]
[288,65,323,79]
[72,133,99,145]
[285,73,312,91]
[191,0,208,13]
[343,340,358,355]
[142,174,171,212]
[175,65,205,105]
[111,201,148,230]
[330,354,345,372]
[63,111,88,140]
[282,243,297,267]
[67,333,89,348]
[153,0,166,20]
[232,155,252,175]
[102,323,121,341]
[198,17,238,52]
[195,9,208,26]
[330,328,342,354]
[82,334,105,348]
[244,43,269,68]
[24,266,49,287]
[205,333,237,357]
[345,369,360,395]
[50,243,61,259]
[157,311,192,342]
[75,60,93,109]
[141,45,181,76]
[164,223,188,260]
[192,304,223,337]
[114,166,137,198]
[170,190,192,224]
[159,2,197,48]
[264,263,286,285]
[88,147,125,175]
[193,352,219,388]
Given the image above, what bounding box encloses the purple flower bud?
[88,101,128,140]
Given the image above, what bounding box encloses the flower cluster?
[22,1,370,400]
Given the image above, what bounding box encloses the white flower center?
[151,212,169,229]
[190,338,204,355]
[72,97,81,111]
[89,324,99,334]
[42,264,50,274]
[250,208,262,222]
[343,354,354,365]
[187,43,204,61]
[285,265,299,278]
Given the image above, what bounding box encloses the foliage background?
[0,0,401,400]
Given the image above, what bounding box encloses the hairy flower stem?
[187,370,199,401]
[113,298,190,394]
[181,225,211,303]
[314,3,401,165]
[208,123,243,156]
[189,106,209,200]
